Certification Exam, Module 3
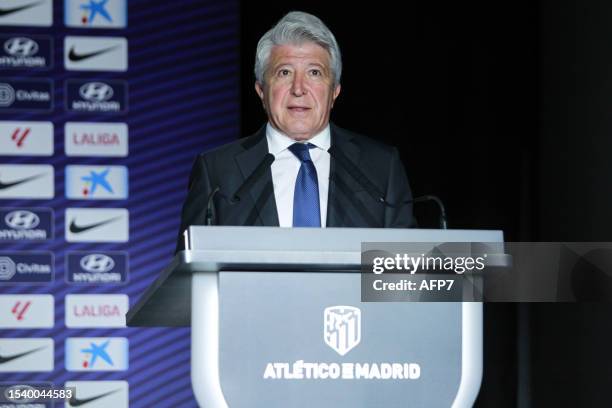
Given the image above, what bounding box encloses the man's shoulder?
[331,123,396,155]
[195,127,266,161]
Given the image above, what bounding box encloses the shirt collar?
[266,123,331,156]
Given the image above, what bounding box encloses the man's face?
[255,42,341,141]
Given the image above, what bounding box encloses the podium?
[127,226,503,408]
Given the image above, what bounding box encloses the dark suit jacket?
[175,123,416,252]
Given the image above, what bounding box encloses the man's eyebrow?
[269,61,329,73]
[270,63,294,71]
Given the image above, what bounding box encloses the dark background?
[241,1,612,406]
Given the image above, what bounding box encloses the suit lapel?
[326,125,368,227]
[235,127,280,226]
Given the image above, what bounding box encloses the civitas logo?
[0,253,53,283]
[324,306,361,356]
[5,210,39,230]
[0,257,16,280]
[79,82,113,102]
[80,254,115,273]
[4,37,38,57]
[0,83,15,107]
[0,80,51,109]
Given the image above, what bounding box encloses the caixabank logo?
[0,252,53,283]
[66,251,128,284]
[66,80,127,113]
[64,0,127,29]
[0,35,53,69]
[65,165,128,200]
[0,208,53,241]
[65,337,128,372]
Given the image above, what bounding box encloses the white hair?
[254,11,342,86]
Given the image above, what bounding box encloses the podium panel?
[217,271,462,407]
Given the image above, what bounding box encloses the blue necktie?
[288,143,321,227]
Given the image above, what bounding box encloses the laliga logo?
[79,82,113,102]
[324,306,361,356]
[4,37,38,57]
[80,254,115,273]
[5,210,40,230]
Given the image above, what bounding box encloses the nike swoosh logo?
[0,346,45,364]
[69,217,121,234]
[0,1,43,17]
[0,173,45,190]
[68,45,119,62]
[68,389,120,407]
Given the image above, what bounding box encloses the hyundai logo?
[4,37,38,57]
[80,254,115,273]
[5,210,40,230]
[79,82,113,102]
[0,83,15,107]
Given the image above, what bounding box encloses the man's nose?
[291,73,306,96]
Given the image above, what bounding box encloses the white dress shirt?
[266,123,331,227]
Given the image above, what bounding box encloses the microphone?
[230,153,275,203]
[327,145,448,229]
[410,195,448,230]
[205,186,220,225]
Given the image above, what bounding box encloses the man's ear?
[331,84,341,108]
[255,81,265,108]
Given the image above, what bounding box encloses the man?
[176,11,415,252]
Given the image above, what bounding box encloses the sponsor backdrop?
[0,0,239,406]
